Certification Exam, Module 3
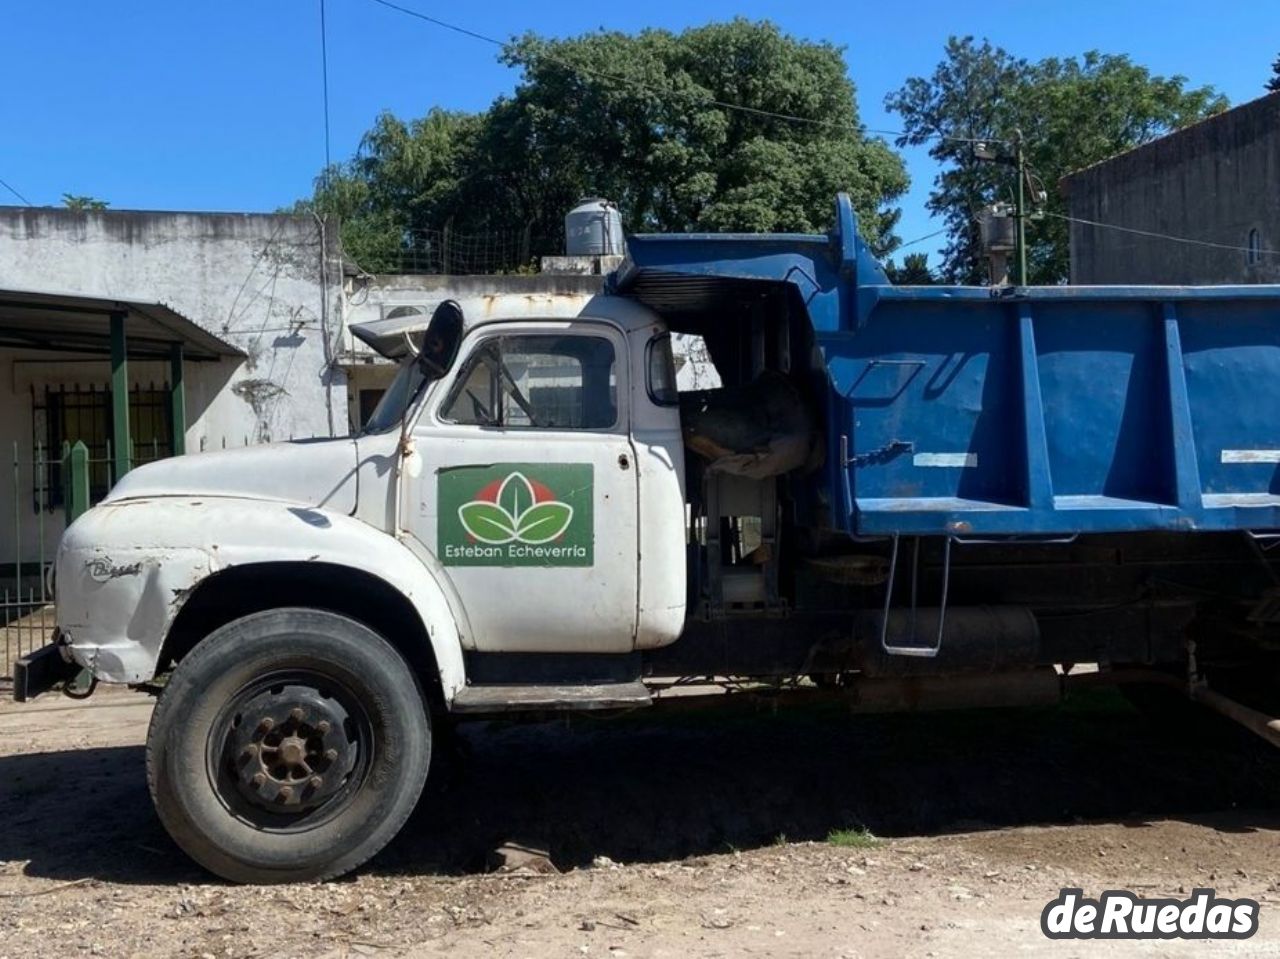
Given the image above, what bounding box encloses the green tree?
[289,109,481,271]
[62,194,109,211]
[884,251,935,284]
[886,38,1227,284]
[1267,54,1280,92]
[299,19,909,271]
[499,21,907,245]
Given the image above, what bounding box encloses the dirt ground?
[3,684,1280,957]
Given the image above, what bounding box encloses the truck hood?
[103,437,359,512]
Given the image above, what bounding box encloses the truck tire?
[146,607,431,884]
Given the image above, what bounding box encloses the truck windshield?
[362,356,427,434]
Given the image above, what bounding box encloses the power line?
[319,0,333,179]
[358,0,1270,265]
[0,176,32,206]
[361,0,999,146]
[1046,212,1280,258]
[896,227,948,250]
[366,0,500,46]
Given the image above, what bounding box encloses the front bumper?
[12,638,79,702]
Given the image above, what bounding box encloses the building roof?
[0,288,245,360]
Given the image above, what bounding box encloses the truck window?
[362,357,427,434]
[440,334,618,430]
[647,333,679,405]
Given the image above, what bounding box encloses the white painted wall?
[0,207,345,564]
[0,207,344,446]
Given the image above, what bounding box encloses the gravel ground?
[3,683,1280,957]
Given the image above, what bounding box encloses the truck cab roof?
[350,292,664,359]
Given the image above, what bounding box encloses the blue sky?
[3,0,1276,263]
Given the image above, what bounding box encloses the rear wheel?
[146,607,431,883]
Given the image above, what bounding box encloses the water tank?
[565,198,625,256]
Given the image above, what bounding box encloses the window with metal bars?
[34,385,173,509]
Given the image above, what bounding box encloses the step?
[450,680,652,714]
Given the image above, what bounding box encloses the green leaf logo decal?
[458,501,517,544]
[457,471,575,545]
[498,471,534,523]
[515,501,574,544]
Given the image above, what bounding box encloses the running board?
[450,681,652,714]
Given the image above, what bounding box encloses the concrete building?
[0,206,345,564]
[1062,92,1280,285]
[0,206,717,576]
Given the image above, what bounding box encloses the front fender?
[55,498,468,702]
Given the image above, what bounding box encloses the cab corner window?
[647,334,679,406]
[440,334,618,430]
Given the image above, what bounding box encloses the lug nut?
[242,743,259,758]
[289,707,305,723]
[316,720,331,735]
[324,748,339,762]
[251,772,267,788]
[258,717,274,733]
[308,776,324,790]
[278,785,294,801]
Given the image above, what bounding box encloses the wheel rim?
[207,670,375,831]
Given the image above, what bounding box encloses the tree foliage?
[296,19,908,272]
[62,194,109,211]
[886,38,1227,284]
[883,251,935,284]
[1268,54,1280,93]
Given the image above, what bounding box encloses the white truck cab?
[25,295,690,883]
[50,295,687,692]
[387,298,687,659]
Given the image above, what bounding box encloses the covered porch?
[0,289,244,678]
[0,289,245,479]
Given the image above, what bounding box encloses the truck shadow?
[3,690,1280,884]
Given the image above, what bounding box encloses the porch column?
[109,310,131,479]
[170,342,186,455]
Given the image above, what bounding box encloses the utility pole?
[975,130,1040,287]
[1013,129,1028,287]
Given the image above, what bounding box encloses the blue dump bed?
[613,194,1280,538]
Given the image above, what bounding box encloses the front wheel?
[146,608,431,883]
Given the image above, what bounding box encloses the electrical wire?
[0,176,32,206]
[317,0,339,436]
[319,0,333,179]
[315,0,382,282]
[361,0,1002,146]
[1046,211,1280,259]
[895,226,948,250]
[356,1,1275,269]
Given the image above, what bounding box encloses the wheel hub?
[225,684,358,812]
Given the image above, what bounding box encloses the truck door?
[406,320,639,653]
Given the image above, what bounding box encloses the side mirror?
[417,300,464,380]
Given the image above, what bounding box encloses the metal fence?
[0,438,175,680]
[394,227,562,275]
[1,434,294,681]
[3,442,61,682]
